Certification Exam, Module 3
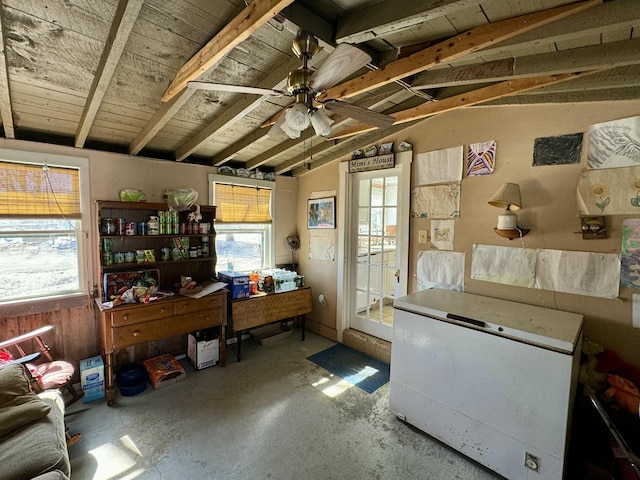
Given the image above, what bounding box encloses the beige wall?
[298,100,640,370]
[274,176,299,267]
[297,161,340,340]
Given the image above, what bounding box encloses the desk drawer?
[110,310,219,349]
[110,302,173,327]
[174,294,222,315]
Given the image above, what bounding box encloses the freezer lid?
[393,289,583,353]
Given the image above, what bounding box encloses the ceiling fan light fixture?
[285,102,310,131]
[280,118,302,139]
[310,108,333,136]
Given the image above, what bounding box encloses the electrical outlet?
[418,230,428,244]
[524,452,540,473]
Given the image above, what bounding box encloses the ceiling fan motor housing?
[287,68,311,96]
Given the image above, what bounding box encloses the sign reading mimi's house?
[348,154,395,173]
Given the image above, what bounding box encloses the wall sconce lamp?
[488,183,530,240]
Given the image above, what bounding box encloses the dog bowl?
[116,363,147,396]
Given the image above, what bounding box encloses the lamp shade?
[310,109,334,136]
[285,102,310,131]
[488,183,522,211]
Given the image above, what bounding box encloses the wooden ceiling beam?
[329,71,600,140]
[162,0,294,103]
[487,87,640,106]
[75,0,144,148]
[508,65,640,95]
[245,128,315,171]
[336,0,475,44]
[211,128,271,167]
[411,38,640,89]
[129,89,195,156]
[280,3,335,47]
[0,5,15,138]
[319,0,601,102]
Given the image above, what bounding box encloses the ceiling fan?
[186,32,396,139]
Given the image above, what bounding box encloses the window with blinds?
[0,158,87,303]
[210,175,275,272]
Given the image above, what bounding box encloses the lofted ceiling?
[0,0,638,176]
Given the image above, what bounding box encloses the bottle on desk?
[227,253,234,271]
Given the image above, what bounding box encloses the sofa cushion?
[0,364,51,436]
[0,387,70,480]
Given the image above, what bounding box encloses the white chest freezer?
[390,289,583,480]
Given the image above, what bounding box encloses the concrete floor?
[66,330,503,480]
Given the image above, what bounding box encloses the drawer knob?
[132,330,140,337]
[160,308,166,313]
[123,314,129,321]
[204,316,210,321]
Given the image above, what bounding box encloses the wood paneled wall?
[1,298,99,383]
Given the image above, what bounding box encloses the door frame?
[336,150,412,342]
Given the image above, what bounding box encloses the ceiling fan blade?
[186,81,287,97]
[323,100,395,129]
[309,44,371,92]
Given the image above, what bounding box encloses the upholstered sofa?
[0,364,70,480]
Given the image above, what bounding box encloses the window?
[0,151,90,304]
[209,174,275,272]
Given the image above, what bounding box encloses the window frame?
[0,149,91,311]
[209,174,276,272]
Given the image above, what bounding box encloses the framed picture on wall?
[307,197,335,229]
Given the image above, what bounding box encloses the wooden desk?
[97,290,227,405]
[230,287,312,361]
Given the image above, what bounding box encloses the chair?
[0,325,84,406]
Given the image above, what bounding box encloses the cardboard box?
[187,330,219,370]
[79,355,105,403]
[250,323,292,346]
[218,270,250,299]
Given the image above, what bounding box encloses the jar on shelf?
[101,218,115,235]
[147,216,159,235]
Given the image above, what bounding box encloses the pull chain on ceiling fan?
[187,32,395,139]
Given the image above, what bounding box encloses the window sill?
[0,293,91,317]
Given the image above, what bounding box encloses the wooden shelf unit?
[95,200,218,296]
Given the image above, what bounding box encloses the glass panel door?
[351,172,399,341]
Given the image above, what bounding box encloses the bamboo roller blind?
[0,161,81,218]
[215,183,271,224]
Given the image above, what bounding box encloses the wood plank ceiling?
[0,0,638,176]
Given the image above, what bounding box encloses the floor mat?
[306,343,390,393]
